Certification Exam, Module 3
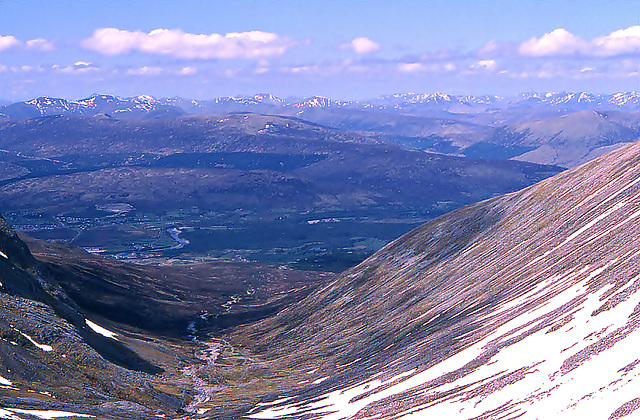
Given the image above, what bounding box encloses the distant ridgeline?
[2,91,639,169]
[0,91,637,270]
[2,91,640,120]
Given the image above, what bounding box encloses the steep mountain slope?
[207,139,640,419]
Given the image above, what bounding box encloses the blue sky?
[1,0,639,100]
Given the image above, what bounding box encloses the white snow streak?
[255,396,295,407]
[14,328,53,352]
[560,201,626,246]
[85,319,118,340]
[0,409,21,420]
[5,409,93,419]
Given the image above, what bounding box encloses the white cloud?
[519,26,640,57]
[280,58,384,78]
[25,38,55,51]
[397,61,458,74]
[81,28,299,59]
[470,59,498,71]
[476,39,512,58]
[341,37,380,54]
[0,35,21,52]
[592,25,640,56]
[52,62,100,74]
[178,66,197,75]
[519,28,588,57]
[288,65,316,74]
[125,66,164,76]
[397,62,425,73]
[0,36,55,52]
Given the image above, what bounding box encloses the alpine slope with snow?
[220,139,640,419]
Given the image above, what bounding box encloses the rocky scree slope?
[0,215,193,419]
[214,139,640,419]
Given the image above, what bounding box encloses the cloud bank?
[0,35,20,52]
[518,26,640,57]
[2,25,640,100]
[81,28,300,59]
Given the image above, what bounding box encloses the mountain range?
[2,92,638,169]
[2,92,640,121]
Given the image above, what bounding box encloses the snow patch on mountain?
[2,408,93,419]
[246,141,640,420]
[11,326,53,352]
[85,319,118,340]
[251,255,640,419]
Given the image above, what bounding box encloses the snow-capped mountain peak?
[2,91,639,120]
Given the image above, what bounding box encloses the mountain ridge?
[2,91,640,120]
[3,92,637,170]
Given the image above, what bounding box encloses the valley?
[0,108,563,272]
